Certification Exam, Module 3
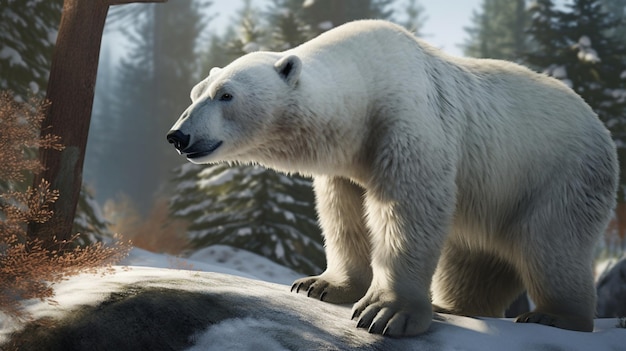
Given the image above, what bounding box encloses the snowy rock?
[597,258,626,318]
[2,267,625,351]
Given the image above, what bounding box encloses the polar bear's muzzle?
[166,129,222,159]
[166,130,190,151]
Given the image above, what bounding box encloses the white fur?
[168,20,618,337]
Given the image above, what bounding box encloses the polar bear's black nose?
[166,130,190,151]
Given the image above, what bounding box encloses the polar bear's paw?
[352,289,432,337]
[515,311,593,332]
[291,275,367,304]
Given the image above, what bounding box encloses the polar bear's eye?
[219,93,233,102]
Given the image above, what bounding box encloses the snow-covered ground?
[1,247,625,350]
[121,245,303,285]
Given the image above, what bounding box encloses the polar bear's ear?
[190,80,209,101]
[274,55,302,87]
[209,67,222,77]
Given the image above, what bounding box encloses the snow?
[123,245,303,285]
[173,198,213,217]
[552,65,567,79]
[28,81,39,94]
[578,35,591,47]
[0,46,25,67]
[574,35,601,63]
[197,167,237,188]
[1,248,625,350]
[543,64,574,89]
[187,318,294,351]
[318,21,334,31]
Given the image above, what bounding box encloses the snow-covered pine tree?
[300,0,394,35]
[0,0,63,99]
[73,186,113,245]
[170,163,325,275]
[224,0,267,56]
[600,0,626,43]
[524,0,626,201]
[524,0,567,66]
[266,0,315,50]
[559,0,626,126]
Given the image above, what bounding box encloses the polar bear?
[166,20,618,337]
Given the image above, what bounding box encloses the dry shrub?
[0,91,130,321]
[0,92,63,183]
[105,195,189,255]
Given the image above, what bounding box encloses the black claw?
[295,282,303,294]
[351,309,360,320]
[368,322,377,334]
[290,283,297,292]
[320,291,327,301]
[356,318,369,329]
[307,286,314,297]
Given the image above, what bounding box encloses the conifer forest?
[2,0,625,275]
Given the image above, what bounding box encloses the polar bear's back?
[292,20,616,223]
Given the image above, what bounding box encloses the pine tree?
[266,0,314,50]
[463,0,528,60]
[301,0,394,34]
[0,0,63,99]
[399,0,428,35]
[600,0,626,42]
[225,0,267,56]
[170,163,325,275]
[73,185,113,245]
[524,0,626,201]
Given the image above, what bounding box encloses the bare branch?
[108,0,167,5]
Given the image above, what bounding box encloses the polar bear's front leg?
[291,176,372,303]
[352,173,454,337]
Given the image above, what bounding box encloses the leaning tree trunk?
[28,0,166,243]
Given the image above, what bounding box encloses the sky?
[407,0,483,56]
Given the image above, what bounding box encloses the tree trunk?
[29,0,166,243]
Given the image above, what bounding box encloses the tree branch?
[108,0,167,5]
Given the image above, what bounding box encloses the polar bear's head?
[167,52,302,165]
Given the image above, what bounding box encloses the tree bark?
[29,0,166,242]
